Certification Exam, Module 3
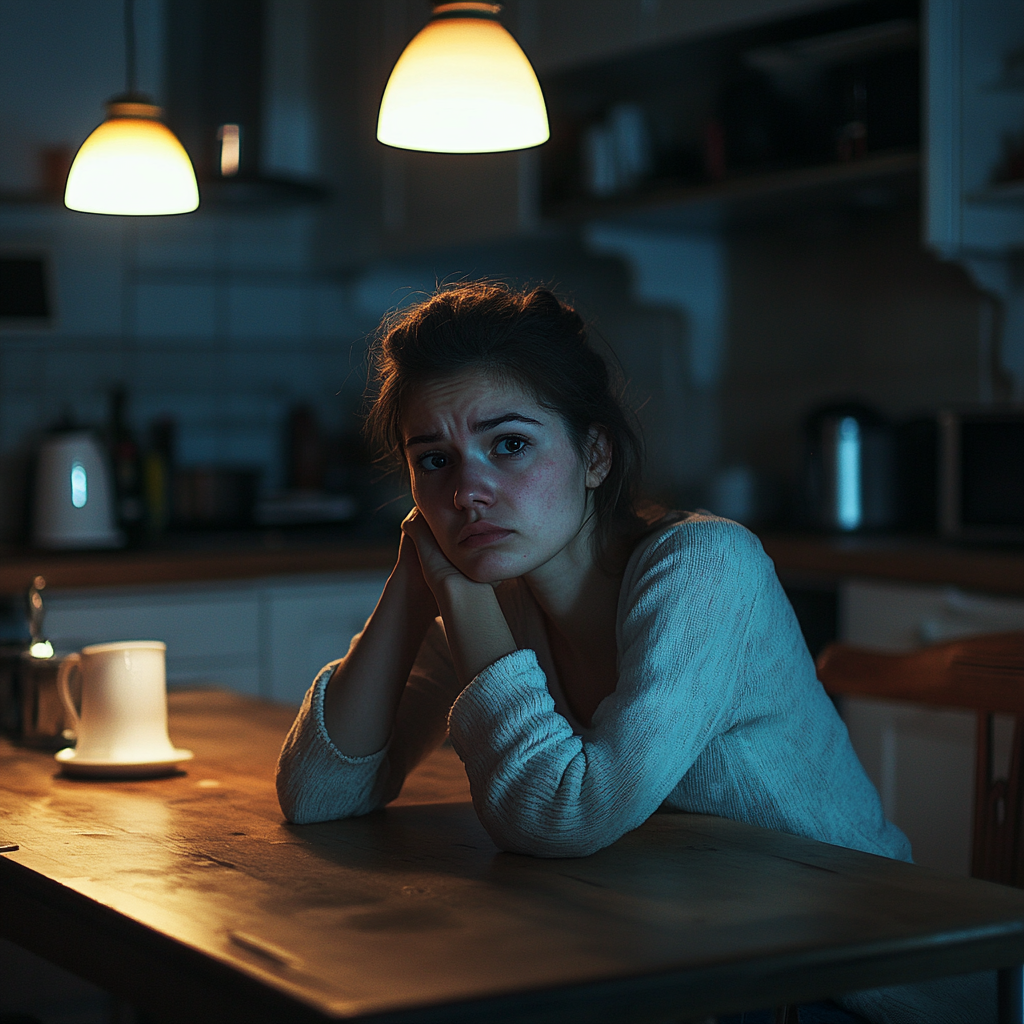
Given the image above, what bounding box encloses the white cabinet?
[926,0,1024,260]
[926,0,1024,396]
[43,572,389,707]
[44,584,263,696]
[841,579,1024,651]
[838,579,1024,874]
[263,574,390,706]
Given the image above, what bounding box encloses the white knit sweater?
[276,515,996,1022]
[276,514,910,864]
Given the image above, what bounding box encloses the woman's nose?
[453,464,495,510]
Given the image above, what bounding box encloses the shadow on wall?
[722,207,985,496]
[347,234,718,508]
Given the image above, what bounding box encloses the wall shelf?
[546,149,920,230]
[539,0,921,233]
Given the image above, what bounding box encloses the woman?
[276,281,906,862]
[277,282,992,1023]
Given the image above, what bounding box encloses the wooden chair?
[816,632,1024,887]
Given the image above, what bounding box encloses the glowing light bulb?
[377,2,549,154]
[65,100,199,216]
[29,640,54,660]
[218,124,240,177]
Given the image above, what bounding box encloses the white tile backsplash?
[136,282,219,340]
[310,282,357,338]
[0,203,366,536]
[228,282,308,339]
[135,214,226,271]
[52,252,124,337]
[215,426,280,471]
[225,210,314,271]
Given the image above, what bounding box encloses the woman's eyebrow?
[472,413,542,433]
[404,413,542,449]
[404,431,442,448]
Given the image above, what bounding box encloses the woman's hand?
[391,515,441,623]
[400,508,478,599]
[401,508,515,685]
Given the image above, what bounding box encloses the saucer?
[54,747,193,779]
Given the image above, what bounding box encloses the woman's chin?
[451,551,525,586]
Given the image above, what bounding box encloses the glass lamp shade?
[65,101,199,216]
[377,2,549,154]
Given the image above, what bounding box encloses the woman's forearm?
[437,577,517,686]
[322,562,437,757]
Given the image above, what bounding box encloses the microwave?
[939,408,1024,542]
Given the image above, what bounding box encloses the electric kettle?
[32,430,123,549]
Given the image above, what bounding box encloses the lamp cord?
[124,0,137,95]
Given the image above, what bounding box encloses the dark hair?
[363,281,646,557]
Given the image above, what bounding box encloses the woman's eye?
[417,452,448,471]
[494,436,529,457]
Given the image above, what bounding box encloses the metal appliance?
[802,404,896,532]
[939,407,1024,543]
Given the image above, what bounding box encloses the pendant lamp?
[377,2,549,154]
[65,0,198,215]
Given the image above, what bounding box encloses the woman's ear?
[585,427,612,489]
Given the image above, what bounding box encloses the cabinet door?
[839,580,1024,874]
[44,584,261,695]
[926,0,1024,258]
[264,574,388,706]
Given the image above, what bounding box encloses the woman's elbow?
[276,777,320,824]
[276,767,384,825]
[476,805,622,858]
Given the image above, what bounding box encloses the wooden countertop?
[0,533,398,592]
[759,533,1024,596]
[1,530,1023,596]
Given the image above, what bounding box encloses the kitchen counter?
[759,533,1024,597]
[0,528,398,592]
[1,529,1023,596]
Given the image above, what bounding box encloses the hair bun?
[525,288,586,341]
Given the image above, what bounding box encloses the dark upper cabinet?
[539,0,921,229]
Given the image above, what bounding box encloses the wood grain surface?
[3,690,1024,1023]
[2,532,1024,597]
[760,533,1024,596]
[0,539,397,593]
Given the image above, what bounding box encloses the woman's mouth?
[458,524,513,548]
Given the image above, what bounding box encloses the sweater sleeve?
[276,618,463,824]
[446,518,761,857]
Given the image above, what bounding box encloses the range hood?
[165,0,327,206]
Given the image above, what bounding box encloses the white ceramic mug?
[57,641,178,763]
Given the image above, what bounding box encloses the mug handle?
[57,653,81,733]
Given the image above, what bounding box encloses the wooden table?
[3,690,1024,1023]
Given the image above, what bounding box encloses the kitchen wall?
[0,0,994,541]
[0,205,372,537]
[722,206,987,488]
[0,0,378,539]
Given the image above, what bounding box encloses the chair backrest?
[816,632,1024,886]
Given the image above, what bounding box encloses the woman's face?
[402,371,609,584]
